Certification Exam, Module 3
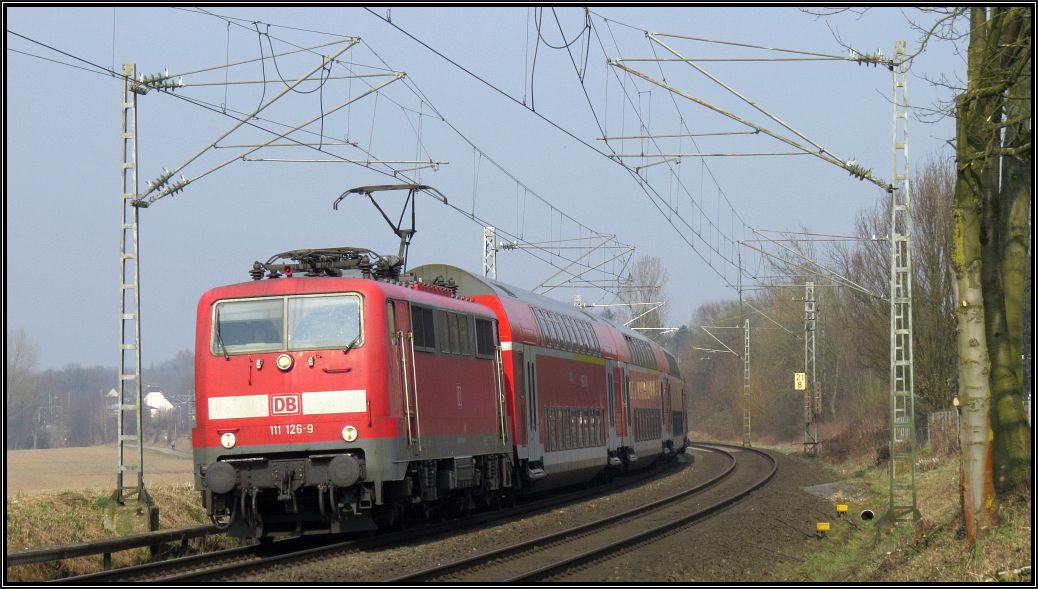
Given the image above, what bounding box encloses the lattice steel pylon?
[885,41,920,523]
[110,64,153,521]
[483,226,497,279]
[802,281,819,456]
[743,317,752,447]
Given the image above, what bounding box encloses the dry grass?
[5,483,237,582]
[4,444,237,582]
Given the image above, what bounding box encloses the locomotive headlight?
[341,425,358,442]
[276,354,293,371]
[220,432,237,449]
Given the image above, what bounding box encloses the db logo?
[270,394,301,416]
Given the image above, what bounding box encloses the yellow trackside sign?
[794,372,807,390]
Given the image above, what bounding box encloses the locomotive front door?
[394,300,421,451]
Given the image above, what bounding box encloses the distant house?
[143,391,175,418]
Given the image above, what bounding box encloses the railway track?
[53,456,685,583]
[387,443,775,582]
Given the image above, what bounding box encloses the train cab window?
[213,294,362,355]
[213,298,283,354]
[287,295,362,351]
[475,318,496,358]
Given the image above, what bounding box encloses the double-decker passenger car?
[192,248,686,538]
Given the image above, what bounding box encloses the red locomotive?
[192,247,688,538]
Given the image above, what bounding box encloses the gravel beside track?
[235,445,843,583]
[588,447,842,582]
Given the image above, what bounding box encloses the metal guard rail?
[5,524,220,570]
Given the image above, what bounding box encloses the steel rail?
[387,444,740,582]
[511,443,777,582]
[84,459,684,583]
[49,543,260,584]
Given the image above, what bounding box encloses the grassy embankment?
[768,441,1033,583]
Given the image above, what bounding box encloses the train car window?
[607,372,615,427]
[532,308,547,344]
[578,320,589,353]
[474,318,495,357]
[623,372,632,427]
[387,301,397,346]
[563,317,578,352]
[574,409,580,448]
[557,316,571,351]
[580,409,588,448]
[598,409,604,444]
[560,314,573,351]
[411,306,437,352]
[447,313,460,355]
[541,311,555,348]
[548,313,564,351]
[587,325,600,353]
[455,314,472,356]
[411,306,424,348]
[435,310,450,353]
[625,337,653,369]
[573,409,580,448]
[563,408,571,450]
[287,295,362,351]
[572,319,589,353]
[665,350,680,376]
[213,298,284,354]
[552,409,560,451]
[423,307,436,351]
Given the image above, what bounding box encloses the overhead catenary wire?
[364,8,733,289]
[6,28,440,196]
[593,17,747,287]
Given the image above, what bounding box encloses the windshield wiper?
[215,308,230,360]
[343,335,361,356]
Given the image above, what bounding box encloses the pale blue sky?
[6,7,962,369]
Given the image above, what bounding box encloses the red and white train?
[192,247,688,538]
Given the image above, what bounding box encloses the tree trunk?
[991,11,1033,495]
[952,7,999,545]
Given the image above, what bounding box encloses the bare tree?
[618,255,670,340]
[6,328,43,449]
[953,6,1032,544]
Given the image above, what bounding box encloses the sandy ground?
[5,442,195,497]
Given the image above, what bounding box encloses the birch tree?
[952,6,1032,544]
